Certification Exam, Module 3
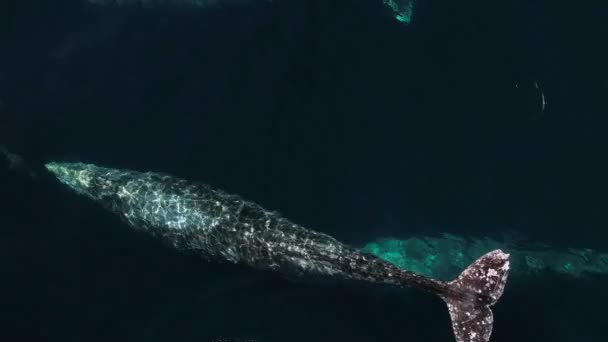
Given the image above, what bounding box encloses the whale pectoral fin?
[442,250,510,342]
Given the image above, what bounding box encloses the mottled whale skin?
[46,162,510,342]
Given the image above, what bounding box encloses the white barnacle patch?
[290,257,312,270]
[487,268,498,277]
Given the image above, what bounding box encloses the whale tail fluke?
[441,249,510,342]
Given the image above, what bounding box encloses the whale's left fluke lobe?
[45,161,510,342]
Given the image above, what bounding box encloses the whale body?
[46,161,510,342]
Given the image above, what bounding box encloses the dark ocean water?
[1,0,607,341]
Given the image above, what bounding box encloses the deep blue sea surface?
[1,0,607,341]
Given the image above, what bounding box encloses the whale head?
[45,162,122,202]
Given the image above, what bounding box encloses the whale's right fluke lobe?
[440,250,510,342]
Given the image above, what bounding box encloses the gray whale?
[46,161,510,342]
